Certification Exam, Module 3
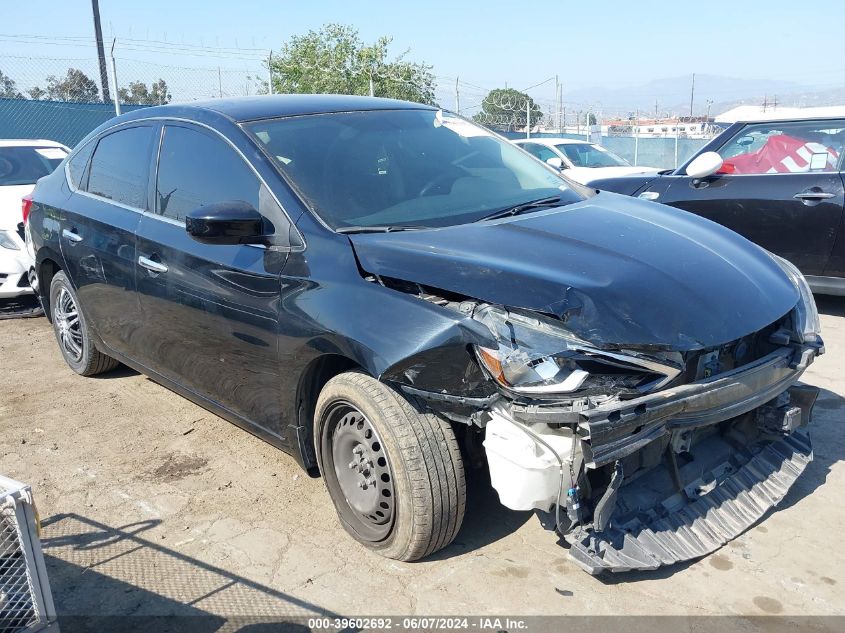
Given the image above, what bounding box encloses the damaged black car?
[28,95,823,574]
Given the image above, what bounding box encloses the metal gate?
[0,476,57,633]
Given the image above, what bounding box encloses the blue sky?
[2,0,844,107]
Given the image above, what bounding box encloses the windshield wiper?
[475,195,563,222]
[335,225,430,234]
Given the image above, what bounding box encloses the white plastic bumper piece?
[483,408,578,512]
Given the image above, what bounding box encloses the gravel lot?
[1,297,844,626]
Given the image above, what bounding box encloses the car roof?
[119,94,438,124]
[735,116,845,125]
[0,138,69,149]
[513,137,590,146]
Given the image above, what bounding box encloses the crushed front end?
[378,254,824,574]
[490,338,820,574]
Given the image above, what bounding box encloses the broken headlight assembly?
[769,253,821,344]
[472,305,681,396]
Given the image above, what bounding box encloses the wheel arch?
[295,353,366,471]
[36,254,63,322]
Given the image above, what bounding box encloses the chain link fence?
[0,54,266,146]
[1,53,715,166]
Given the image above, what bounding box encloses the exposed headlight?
[473,305,681,395]
[0,230,21,251]
[769,254,821,343]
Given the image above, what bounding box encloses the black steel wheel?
[315,371,466,561]
[325,402,395,541]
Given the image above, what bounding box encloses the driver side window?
[156,125,261,221]
[718,120,845,175]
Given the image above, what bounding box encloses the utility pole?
[558,81,563,133]
[554,75,559,132]
[368,70,374,97]
[218,67,223,98]
[689,73,695,118]
[91,0,111,103]
[267,51,274,95]
[455,76,460,114]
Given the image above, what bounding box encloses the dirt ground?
[1,297,845,627]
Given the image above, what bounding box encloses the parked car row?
[21,96,824,574]
[512,137,660,184]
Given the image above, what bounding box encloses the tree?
[118,79,172,105]
[472,88,543,130]
[269,24,437,105]
[38,68,100,102]
[0,69,22,99]
[27,86,46,100]
[584,112,597,126]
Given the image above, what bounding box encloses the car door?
[134,122,292,434]
[60,124,156,356]
[658,119,845,275]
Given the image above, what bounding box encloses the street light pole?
[109,38,120,116]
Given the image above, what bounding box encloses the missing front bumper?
[567,429,813,574]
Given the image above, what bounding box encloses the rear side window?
[66,141,94,189]
[0,146,67,186]
[155,125,260,221]
[86,126,154,209]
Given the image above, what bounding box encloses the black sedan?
[588,117,845,295]
[27,96,823,573]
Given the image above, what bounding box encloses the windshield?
[556,143,630,168]
[247,109,583,230]
[0,146,67,186]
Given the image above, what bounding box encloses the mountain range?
[562,74,845,118]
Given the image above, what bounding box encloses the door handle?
[62,228,82,243]
[793,191,835,201]
[138,255,168,274]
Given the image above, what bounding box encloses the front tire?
[315,372,466,561]
[49,271,119,376]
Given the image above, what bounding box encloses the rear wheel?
[315,372,466,561]
[49,271,119,376]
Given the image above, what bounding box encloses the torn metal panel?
[348,192,800,350]
[380,344,496,399]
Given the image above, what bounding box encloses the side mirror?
[685,151,723,179]
[185,201,265,245]
[546,156,564,170]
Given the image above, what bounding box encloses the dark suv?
[28,96,823,574]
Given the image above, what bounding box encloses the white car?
[0,139,69,299]
[512,137,660,184]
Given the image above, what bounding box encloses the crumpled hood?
[348,192,799,350]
